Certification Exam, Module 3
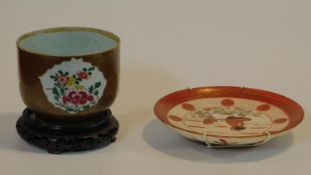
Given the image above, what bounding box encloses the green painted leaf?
[88,67,95,71]
[73,74,76,78]
[54,95,59,101]
[95,82,101,89]
[94,90,99,96]
[88,72,92,75]
[52,87,59,96]
[88,85,94,93]
[50,75,55,79]
[58,70,63,75]
[82,105,90,110]
[66,107,74,112]
[64,72,69,76]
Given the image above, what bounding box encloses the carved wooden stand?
[16,108,119,154]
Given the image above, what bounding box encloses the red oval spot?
[256,104,271,111]
[182,103,195,111]
[274,118,288,124]
[221,99,235,106]
[169,115,182,122]
[203,117,217,124]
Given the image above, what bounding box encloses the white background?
[0,0,310,174]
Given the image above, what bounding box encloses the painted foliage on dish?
[39,58,107,113]
[154,87,304,146]
[167,98,287,145]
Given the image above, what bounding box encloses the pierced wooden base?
[16,108,119,154]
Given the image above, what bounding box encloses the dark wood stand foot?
[16,108,119,154]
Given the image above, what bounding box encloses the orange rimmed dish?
[154,86,304,147]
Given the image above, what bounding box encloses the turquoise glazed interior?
[18,30,117,56]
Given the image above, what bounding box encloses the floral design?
[177,102,272,137]
[39,58,106,113]
[184,106,267,131]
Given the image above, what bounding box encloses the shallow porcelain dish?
[154,86,304,148]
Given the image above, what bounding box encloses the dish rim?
[154,86,304,139]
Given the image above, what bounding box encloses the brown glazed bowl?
[17,27,120,122]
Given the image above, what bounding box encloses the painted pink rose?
[77,71,89,79]
[62,91,94,105]
[57,75,69,85]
